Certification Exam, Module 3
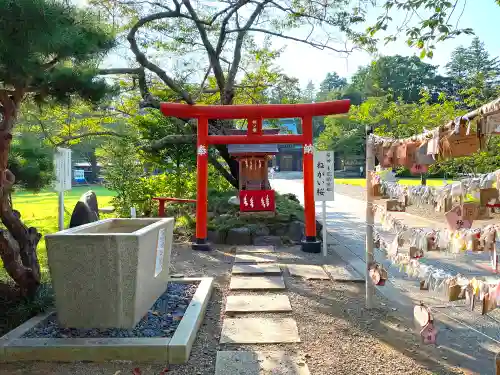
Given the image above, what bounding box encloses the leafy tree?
[317,93,462,165]
[89,0,406,187]
[0,0,115,295]
[345,55,448,103]
[302,81,316,103]
[9,135,54,192]
[316,72,347,102]
[268,76,302,104]
[85,0,490,187]
[98,137,232,218]
[446,38,500,108]
[97,139,147,217]
[368,0,476,57]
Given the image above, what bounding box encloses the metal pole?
[365,125,375,309]
[58,191,64,231]
[322,201,327,257]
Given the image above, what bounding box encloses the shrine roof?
[228,144,279,154]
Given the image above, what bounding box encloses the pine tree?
[446,37,500,107]
[0,0,115,296]
[303,81,316,103]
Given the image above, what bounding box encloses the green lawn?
[335,178,455,187]
[1,186,116,282]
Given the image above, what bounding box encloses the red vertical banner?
[195,117,209,242]
[302,116,316,238]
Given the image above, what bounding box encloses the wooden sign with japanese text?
[239,190,275,212]
[314,151,334,201]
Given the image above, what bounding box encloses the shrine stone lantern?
[227,129,278,214]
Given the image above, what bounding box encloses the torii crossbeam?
[161,100,351,252]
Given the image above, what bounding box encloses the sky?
[76,0,500,88]
[273,0,500,87]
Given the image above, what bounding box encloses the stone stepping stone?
[232,263,281,275]
[215,351,310,375]
[230,276,285,290]
[234,253,276,263]
[225,295,292,313]
[236,245,275,254]
[220,317,300,344]
[287,264,329,280]
[324,264,365,282]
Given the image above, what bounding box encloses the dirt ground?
[0,243,472,375]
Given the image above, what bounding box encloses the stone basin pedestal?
[45,218,174,329]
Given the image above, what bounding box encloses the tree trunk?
[420,174,427,186]
[175,148,181,197]
[88,149,98,184]
[214,144,239,188]
[206,104,239,188]
[0,92,42,297]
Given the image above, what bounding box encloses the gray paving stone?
[236,245,275,254]
[287,264,329,280]
[220,318,300,344]
[324,264,365,282]
[234,253,276,263]
[225,295,292,313]
[232,263,281,275]
[229,276,285,290]
[215,351,310,375]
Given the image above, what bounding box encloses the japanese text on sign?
[314,151,334,201]
[54,147,72,192]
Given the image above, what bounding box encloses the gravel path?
[0,244,466,375]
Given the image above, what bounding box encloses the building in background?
[263,118,303,171]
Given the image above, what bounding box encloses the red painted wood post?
[158,199,166,217]
[193,117,210,251]
[302,115,320,253]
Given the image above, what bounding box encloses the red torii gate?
[160,100,351,252]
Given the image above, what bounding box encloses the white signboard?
[155,228,166,277]
[54,147,72,192]
[314,151,334,201]
[74,169,85,181]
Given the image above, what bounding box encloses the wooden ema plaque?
[480,188,499,206]
[440,121,479,159]
[444,203,477,231]
[410,164,428,175]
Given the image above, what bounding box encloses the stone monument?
[69,190,99,228]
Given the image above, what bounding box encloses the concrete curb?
[0,277,214,364]
[168,277,214,364]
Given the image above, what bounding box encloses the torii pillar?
[160,100,351,252]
